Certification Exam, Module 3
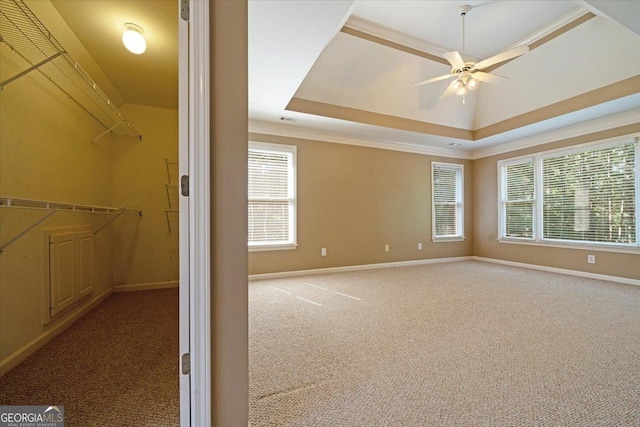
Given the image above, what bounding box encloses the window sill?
[249,243,298,252]
[497,238,640,255]
[432,236,465,243]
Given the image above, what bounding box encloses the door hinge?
[181,353,191,375]
[181,175,189,196]
[180,0,189,21]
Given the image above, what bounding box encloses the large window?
[432,162,464,241]
[499,137,639,248]
[248,142,297,250]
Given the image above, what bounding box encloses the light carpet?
[0,289,179,426]
[249,261,640,426]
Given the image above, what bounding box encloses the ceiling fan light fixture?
[122,23,146,54]
[467,76,478,89]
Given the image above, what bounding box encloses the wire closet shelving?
[0,197,142,253]
[0,0,142,142]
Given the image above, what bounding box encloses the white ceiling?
[20,0,639,157]
[249,0,640,157]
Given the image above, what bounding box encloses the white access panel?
[76,231,93,298]
[49,232,76,316]
[48,229,93,318]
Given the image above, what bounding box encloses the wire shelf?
[0,0,142,141]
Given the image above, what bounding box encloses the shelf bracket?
[93,209,125,235]
[92,120,124,143]
[0,51,64,89]
[0,211,57,253]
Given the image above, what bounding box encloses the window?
[499,137,639,249]
[248,142,296,250]
[432,162,464,241]
[501,159,535,238]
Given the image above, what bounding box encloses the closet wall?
[0,46,116,365]
[112,103,179,286]
[0,3,179,371]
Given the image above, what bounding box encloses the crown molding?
[503,8,592,52]
[249,119,472,160]
[471,109,640,159]
[343,16,447,58]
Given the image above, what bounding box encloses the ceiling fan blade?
[474,45,529,70]
[408,73,454,87]
[473,71,510,85]
[443,51,465,69]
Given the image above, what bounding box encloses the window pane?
[248,144,295,246]
[504,160,534,238]
[434,204,457,236]
[248,200,290,243]
[248,151,290,199]
[542,143,636,244]
[433,164,463,238]
[505,201,533,237]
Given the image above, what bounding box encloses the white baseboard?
[473,256,640,287]
[249,256,473,281]
[0,287,113,377]
[113,281,179,293]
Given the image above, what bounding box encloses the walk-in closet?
[0,0,180,423]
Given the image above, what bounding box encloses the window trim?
[431,161,465,242]
[497,134,640,251]
[248,141,297,251]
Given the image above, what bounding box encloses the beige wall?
[0,45,114,362]
[249,134,473,275]
[112,103,179,285]
[473,123,640,280]
[211,1,249,425]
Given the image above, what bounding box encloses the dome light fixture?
[122,23,146,54]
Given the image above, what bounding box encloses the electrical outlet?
[321,248,327,257]
[385,244,390,252]
[418,242,423,250]
[587,254,595,264]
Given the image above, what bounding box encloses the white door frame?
[179,0,211,425]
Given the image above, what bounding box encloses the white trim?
[249,120,472,160]
[248,141,298,248]
[432,237,465,242]
[249,244,298,252]
[343,16,447,58]
[178,5,191,426]
[189,1,211,425]
[0,287,112,377]
[472,109,640,159]
[431,162,464,240]
[473,256,640,287]
[113,281,179,293]
[497,238,640,255]
[503,8,590,52]
[248,256,473,281]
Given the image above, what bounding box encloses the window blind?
[248,147,294,245]
[504,160,534,238]
[433,163,463,238]
[542,142,636,244]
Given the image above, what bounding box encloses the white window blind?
[248,142,296,248]
[498,137,639,248]
[542,142,636,244]
[432,162,464,240]
[503,160,534,238]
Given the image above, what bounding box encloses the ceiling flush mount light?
[122,23,146,54]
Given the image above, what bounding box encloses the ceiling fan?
[410,4,529,102]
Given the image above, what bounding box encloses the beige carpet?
[0,289,179,426]
[249,261,640,426]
